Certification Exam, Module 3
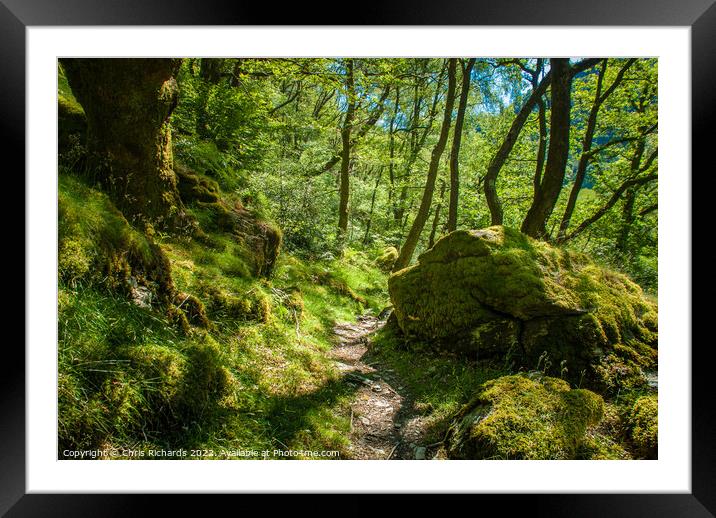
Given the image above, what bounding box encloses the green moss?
[58,62,86,154]
[285,289,305,317]
[175,335,236,417]
[59,175,174,303]
[252,290,273,323]
[388,226,657,391]
[627,395,658,459]
[446,374,604,459]
[121,343,185,402]
[200,285,252,320]
[170,162,283,280]
[58,237,93,284]
[185,197,282,279]
[173,292,210,329]
[375,246,399,272]
[579,433,632,460]
[58,92,84,118]
[58,371,107,452]
[175,163,221,204]
[315,271,366,305]
[58,90,86,155]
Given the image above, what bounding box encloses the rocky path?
[330,314,438,460]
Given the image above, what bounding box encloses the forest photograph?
[57,56,658,461]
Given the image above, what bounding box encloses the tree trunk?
[394,61,444,225]
[61,58,186,230]
[230,59,243,87]
[556,61,607,241]
[617,135,647,255]
[200,58,224,84]
[531,97,548,194]
[337,59,356,241]
[521,58,572,239]
[447,58,475,233]
[485,65,554,225]
[363,168,383,245]
[393,59,457,272]
[531,60,548,200]
[388,87,400,218]
[428,179,447,248]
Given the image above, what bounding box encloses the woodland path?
[330,314,441,460]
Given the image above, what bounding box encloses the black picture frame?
[5,0,711,513]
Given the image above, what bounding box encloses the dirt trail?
[330,314,438,460]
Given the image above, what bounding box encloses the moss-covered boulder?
[627,395,658,459]
[446,374,604,459]
[376,246,399,272]
[175,163,222,204]
[388,226,657,391]
[176,164,282,278]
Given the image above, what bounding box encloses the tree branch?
[560,172,658,243]
[269,82,302,115]
[570,58,602,76]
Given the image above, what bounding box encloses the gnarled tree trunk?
[61,58,186,230]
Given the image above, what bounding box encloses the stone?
[388,226,658,391]
[445,374,604,460]
[376,246,399,272]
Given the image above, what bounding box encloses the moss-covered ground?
[58,172,393,459]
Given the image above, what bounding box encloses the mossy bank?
[58,171,390,459]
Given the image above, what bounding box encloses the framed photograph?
[7,0,712,512]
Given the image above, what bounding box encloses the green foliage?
[173,60,273,170]
[166,58,656,290]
